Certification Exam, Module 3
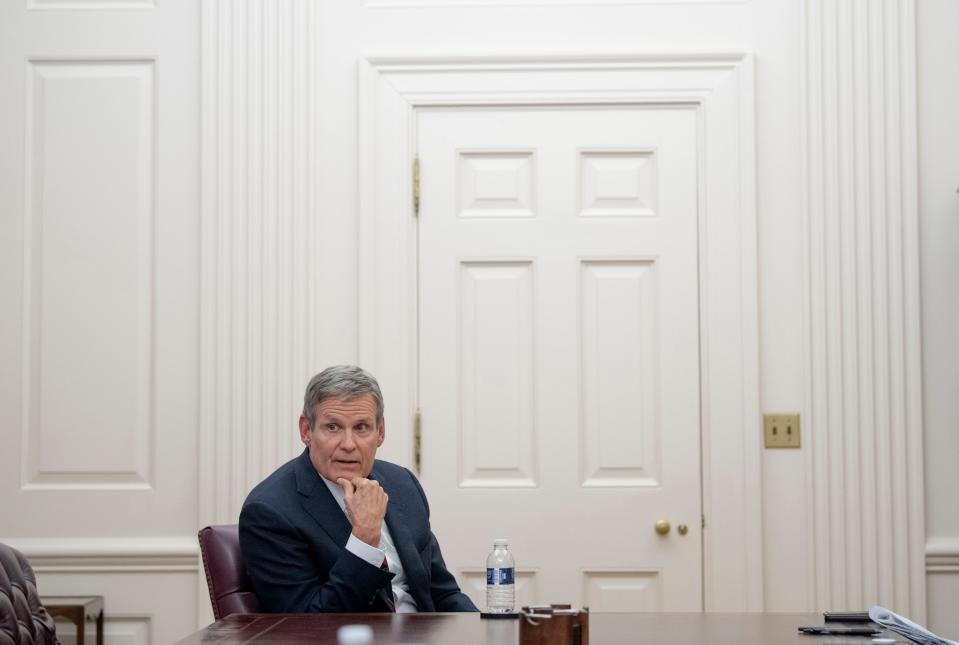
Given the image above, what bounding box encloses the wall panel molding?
[54,618,150,645]
[27,0,154,9]
[926,539,959,573]
[2,537,198,572]
[21,59,157,493]
[30,567,197,643]
[199,0,318,526]
[801,0,924,618]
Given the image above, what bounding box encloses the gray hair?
[302,365,385,427]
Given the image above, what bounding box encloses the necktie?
[380,558,396,612]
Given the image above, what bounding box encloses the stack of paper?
[869,606,958,645]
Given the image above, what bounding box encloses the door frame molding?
[358,53,762,611]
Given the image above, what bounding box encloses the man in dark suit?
[239,365,478,613]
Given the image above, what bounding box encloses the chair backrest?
[0,542,58,644]
[198,525,260,618]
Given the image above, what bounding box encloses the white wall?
[200,0,949,625]
[917,0,959,638]
[0,1,201,643]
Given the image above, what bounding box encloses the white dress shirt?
[321,476,418,613]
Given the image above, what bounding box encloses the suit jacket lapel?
[294,449,352,545]
[371,466,433,611]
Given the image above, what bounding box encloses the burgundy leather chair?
[0,542,59,645]
[197,525,260,618]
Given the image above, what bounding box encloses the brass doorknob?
[654,519,670,535]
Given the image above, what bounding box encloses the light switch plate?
[763,413,801,448]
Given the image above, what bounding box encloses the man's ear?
[299,415,312,445]
[377,417,386,447]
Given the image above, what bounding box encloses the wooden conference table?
[175,612,883,645]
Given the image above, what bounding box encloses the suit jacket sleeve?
[406,469,479,612]
[240,500,394,612]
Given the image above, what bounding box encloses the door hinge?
[413,155,420,216]
[413,408,422,474]
[702,514,706,529]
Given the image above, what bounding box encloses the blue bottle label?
[487,567,514,585]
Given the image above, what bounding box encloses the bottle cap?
[337,624,373,645]
[494,538,509,546]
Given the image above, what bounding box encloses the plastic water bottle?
[486,538,515,613]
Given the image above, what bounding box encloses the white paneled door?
[417,105,703,611]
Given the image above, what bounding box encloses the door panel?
[417,105,702,611]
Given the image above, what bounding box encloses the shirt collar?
[320,476,349,516]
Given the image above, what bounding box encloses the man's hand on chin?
[338,477,389,547]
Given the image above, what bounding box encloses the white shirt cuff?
[346,533,386,567]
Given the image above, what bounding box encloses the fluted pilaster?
[801,0,924,618]
[200,0,317,525]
